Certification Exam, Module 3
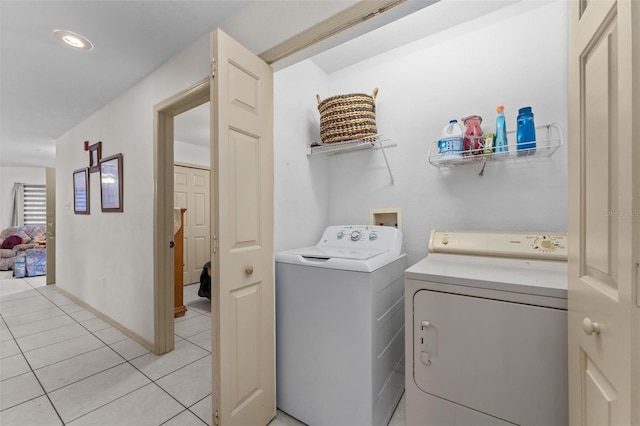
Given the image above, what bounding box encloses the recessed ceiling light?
[53,30,93,51]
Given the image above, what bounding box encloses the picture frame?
[73,167,90,215]
[88,141,102,173]
[100,153,123,212]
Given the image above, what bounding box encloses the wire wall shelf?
[428,123,563,169]
[308,135,397,184]
[308,134,396,156]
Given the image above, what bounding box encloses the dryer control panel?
[428,230,567,261]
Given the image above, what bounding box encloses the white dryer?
[405,230,568,426]
[276,225,408,426]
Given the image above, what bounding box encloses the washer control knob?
[442,236,449,245]
[337,231,344,239]
[350,231,361,241]
[369,233,377,241]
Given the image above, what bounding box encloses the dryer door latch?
[420,351,432,365]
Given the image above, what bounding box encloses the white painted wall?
[54,35,210,344]
[49,0,568,345]
[274,1,568,266]
[274,60,331,252]
[0,167,46,229]
[174,140,210,167]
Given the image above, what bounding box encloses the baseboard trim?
[55,286,156,354]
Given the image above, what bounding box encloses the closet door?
[174,165,211,285]
[567,0,639,424]
[210,28,275,426]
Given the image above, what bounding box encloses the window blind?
[23,184,46,225]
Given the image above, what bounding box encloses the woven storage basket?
[317,88,378,144]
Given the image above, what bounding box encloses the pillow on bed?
[15,229,31,244]
[2,235,22,249]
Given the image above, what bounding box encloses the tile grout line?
[3,278,214,425]
[156,392,214,426]
[62,381,158,424]
[0,312,66,425]
[1,309,68,330]
[64,343,209,424]
[0,301,61,320]
[5,281,146,424]
[6,317,85,341]
[37,283,211,424]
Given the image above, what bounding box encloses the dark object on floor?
[198,261,211,299]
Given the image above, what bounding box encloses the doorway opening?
[174,101,212,286]
[173,100,213,350]
[153,78,209,355]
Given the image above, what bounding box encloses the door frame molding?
[174,161,211,171]
[153,78,209,354]
[46,167,56,285]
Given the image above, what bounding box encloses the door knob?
[582,318,601,335]
[169,241,175,248]
[245,266,254,275]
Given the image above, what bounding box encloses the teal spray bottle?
[494,105,508,153]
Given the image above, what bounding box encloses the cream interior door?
[210,29,275,426]
[45,167,55,285]
[174,165,211,284]
[567,1,639,424]
[174,167,189,284]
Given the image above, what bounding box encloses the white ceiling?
[0,0,520,168]
[311,0,519,74]
[0,0,363,168]
[173,0,520,148]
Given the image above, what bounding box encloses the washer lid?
[287,246,388,260]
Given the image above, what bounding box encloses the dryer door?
[413,289,567,426]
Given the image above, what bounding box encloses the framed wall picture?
[100,153,123,212]
[88,141,102,173]
[73,168,90,214]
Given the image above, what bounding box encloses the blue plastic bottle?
[494,105,508,153]
[517,106,536,155]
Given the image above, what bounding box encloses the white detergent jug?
[438,119,463,157]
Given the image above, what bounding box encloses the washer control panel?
[429,230,568,260]
[320,225,402,252]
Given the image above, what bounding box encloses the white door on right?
[567,1,639,424]
[210,28,275,426]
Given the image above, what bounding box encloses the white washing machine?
[275,225,408,426]
[404,230,568,426]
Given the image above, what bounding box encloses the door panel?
[211,28,274,426]
[568,0,638,424]
[174,167,190,284]
[583,352,617,424]
[229,130,260,246]
[584,23,616,286]
[189,169,210,282]
[174,165,211,284]
[230,283,260,408]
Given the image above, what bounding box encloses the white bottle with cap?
[438,119,464,157]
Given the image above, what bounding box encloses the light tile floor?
[0,271,405,425]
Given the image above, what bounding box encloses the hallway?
[0,272,305,425]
